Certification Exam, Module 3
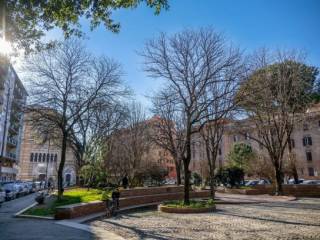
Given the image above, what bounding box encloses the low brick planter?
[217,185,320,197]
[55,200,106,220]
[120,186,184,198]
[158,204,216,214]
[119,190,211,208]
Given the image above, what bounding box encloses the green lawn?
[24,188,109,217]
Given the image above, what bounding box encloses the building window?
[34,153,38,162]
[39,153,42,162]
[290,139,295,148]
[233,135,238,142]
[308,167,315,176]
[218,148,222,155]
[306,151,312,161]
[30,153,34,162]
[50,154,54,162]
[46,153,50,162]
[303,124,309,131]
[54,154,58,162]
[302,136,312,146]
[245,132,250,140]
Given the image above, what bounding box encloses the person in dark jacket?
[111,188,120,210]
[122,176,128,189]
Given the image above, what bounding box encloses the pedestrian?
[111,188,120,210]
[122,176,128,189]
[47,181,51,193]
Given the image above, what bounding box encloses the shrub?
[164,199,215,208]
[215,166,244,188]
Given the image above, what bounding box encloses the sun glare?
[0,38,12,55]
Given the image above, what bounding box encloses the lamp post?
[45,138,50,189]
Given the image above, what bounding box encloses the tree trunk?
[57,133,68,200]
[292,166,299,184]
[274,167,283,196]
[175,160,182,185]
[183,160,190,205]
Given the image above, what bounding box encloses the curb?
[14,202,38,217]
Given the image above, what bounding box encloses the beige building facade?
[190,105,320,180]
[18,113,77,186]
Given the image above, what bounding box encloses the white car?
[0,186,6,204]
[302,180,320,185]
[3,183,20,200]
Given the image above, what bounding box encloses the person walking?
[111,188,120,210]
[122,176,128,189]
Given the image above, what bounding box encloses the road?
[0,193,94,240]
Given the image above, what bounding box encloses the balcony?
[6,152,17,160]
[9,124,19,134]
[7,137,17,147]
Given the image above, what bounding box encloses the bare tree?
[70,101,128,185]
[105,102,151,187]
[142,28,242,204]
[236,49,318,195]
[151,89,184,185]
[25,39,128,199]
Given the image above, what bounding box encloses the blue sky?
[20,0,320,108]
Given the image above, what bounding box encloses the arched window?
[47,153,50,162]
[30,153,34,162]
[54,154,58,162]
[51,154,54,162]
[39,153,42,162]
[34,153,38,162]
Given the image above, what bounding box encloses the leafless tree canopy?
[25,39,129,198]
[143,28,244,204]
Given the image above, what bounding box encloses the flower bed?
[158,200,216,214]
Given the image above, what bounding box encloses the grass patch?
[163,199,215,209]
[24,188,110,217]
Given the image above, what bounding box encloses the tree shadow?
[97,220,190,240]
[215,209,320,227]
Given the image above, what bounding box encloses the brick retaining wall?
[120,186,184,197]
[220,185,320,197]
[120,190,211,208]
[55,200,106,220]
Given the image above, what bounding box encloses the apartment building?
[17,112,77,186]
[190,104,320,180]
[0,61,27,182]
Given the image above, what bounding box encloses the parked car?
[17,183,29,196]
[3,183,20,200]
[287,179,304,184]
[245,179,270,187]
[245,180,259,187]
[0,186,6,205]
[302,180,320,185]
[25,182,36,193]
[258,179,271,185]
[34,181,44,191]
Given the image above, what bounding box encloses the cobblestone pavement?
[89,198,320,240]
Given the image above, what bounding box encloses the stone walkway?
[89,198,320,240]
